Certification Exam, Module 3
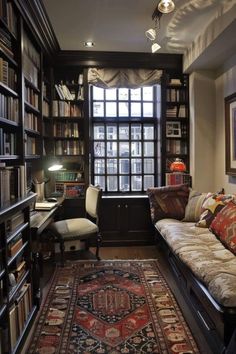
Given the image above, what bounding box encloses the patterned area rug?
[28,260,200,354]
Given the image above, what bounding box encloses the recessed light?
[84,41,95,47]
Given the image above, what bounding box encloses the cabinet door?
[100,197,155,246]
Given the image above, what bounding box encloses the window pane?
[107,159,117,174]
[94,125,105,140]
[143,102,153,117]
[144,125,154,140]
[131,124,141,140]
[95,175,105,190]
[131,88,141,100]
[106,102,116,117]
[119,124,129,140]
[143,86,153,101]
[131,176,142,191]
[131,142,141,156]
[131,158,142,173]
[118,102,129,116]
[107,176,117,191]
[119,175,129,192]
[107,125,117,140]
[144,142,154,156]
[119,159,129,174]
[131,102,141,117]
[106,88,116,100]
[94,142,105,157]
[119,88,129,100]
[119,142,129,157]
[93,102,104,117]
[107,142,117,157]
[94,159,105,174]
[144,175,154,190]
[144,158,154,173]
[93,86,104,100]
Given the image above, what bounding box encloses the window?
[91,85,161,192]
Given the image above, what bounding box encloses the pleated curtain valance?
[87,68,162,89]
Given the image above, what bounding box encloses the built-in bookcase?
[44,69,87,198]
[162,73,190,185]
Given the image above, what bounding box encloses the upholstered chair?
[48,185,102,266]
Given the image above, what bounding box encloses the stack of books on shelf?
[55,140,84,155]
[24,112,39,132]
[24,86,39,109]
[6,210,25,234]
[0,166,25,206]
[166,139,187,154]
[0,0,17,35]
[166,172,191,186]
[166,106,177,118]
[55,171,82,181]
[0,129,16,155]
[55,182,85,198]
[52,100,83,117]
[53,122,80,137]
[0,57,17,90]
[0,94,19,122]
[25,135,36,155]
[0,27,14,58]
[9,283,32,350]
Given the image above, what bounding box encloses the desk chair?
[48,185,102,266]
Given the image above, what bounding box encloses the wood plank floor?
[22,245,214,354]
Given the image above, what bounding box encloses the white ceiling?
[42,0,236,71]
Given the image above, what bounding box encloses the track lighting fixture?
[158,0,175,14]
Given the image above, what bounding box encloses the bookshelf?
[162,73,190,185]
[44,69,86,198]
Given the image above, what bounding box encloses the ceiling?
[42,0,236,71]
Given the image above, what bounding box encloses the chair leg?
[96,232,102,260]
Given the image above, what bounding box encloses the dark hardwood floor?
[22,245,214,354]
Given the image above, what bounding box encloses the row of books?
[55,171,83,182]
[55,83,84,101]
[23,55,38,89]
[9,282,32,351]
[24,85,39,109]
[0,93,19,122]
[166,88,187,102]
[55,140,84,156]
[24,112,39,132]
[0,26,14,58]
[0,166,25,206]
[53,122,80,138]
[0,129,16,155]
[25,135,36,155]
[8,233,23,258]
[23,29,40,68]
[0,57,17,90]
[166,139,188,154]
[52,100,83,117]
[43,99,49,117]
[6,210,25,235]
[165,172,191,186]
[0,0,17,36]
[58,74,83,86]
[166,105,187,118]
[55,182,85,198]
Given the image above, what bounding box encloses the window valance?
[87,68,162,89]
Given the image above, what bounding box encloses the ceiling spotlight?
[151,43,161,53]
[145,28,156,41]
[84,41,95,47]
[158,0,175,14]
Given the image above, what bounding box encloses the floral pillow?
[210,201,236,255]
[147,184,189,224]
[195,193,234,228]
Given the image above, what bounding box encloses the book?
[35,201,58,210]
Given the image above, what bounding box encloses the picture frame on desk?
[225,92,236,175]
[166,121,181,137]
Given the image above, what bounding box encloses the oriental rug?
[28,260,200,354]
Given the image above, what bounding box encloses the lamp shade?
[170,158,186,172]
[158,0,175,14]
[48,159,63,171]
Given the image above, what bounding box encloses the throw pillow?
[210,201,236,255]
[147,184,189,224]
[196,193,234,228]
[183,190,207,222]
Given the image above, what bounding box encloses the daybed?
[147,184,236,354]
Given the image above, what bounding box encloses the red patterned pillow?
[210,201,236,254]
[147,184,189,223]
